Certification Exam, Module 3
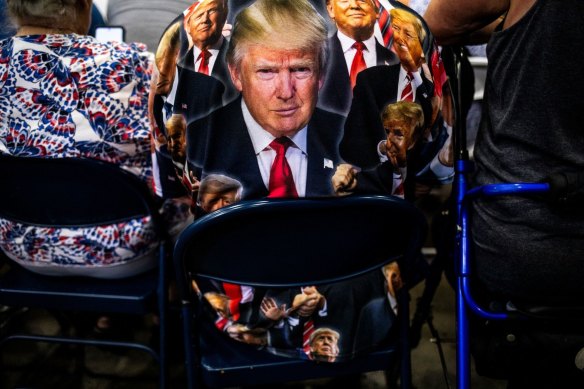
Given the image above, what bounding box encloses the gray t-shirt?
[472,0,584,303]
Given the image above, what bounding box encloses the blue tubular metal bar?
[466,183,550,199]
[456,180,550,389]
[455,159,472,389]
[460,181,551,318]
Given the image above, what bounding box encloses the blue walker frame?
[449,47,553,389]
[455,165,549,388]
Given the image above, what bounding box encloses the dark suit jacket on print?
[339,64,434,170]
[186,97,343,199]
[409,113,451,184]
[318,35,399,117]
[352,295,396,354]
[173,68,226,125]
[319,270,392,357]
[175,39,238,123]
[345,114,452,199]
[352,160,396,196]
[258,270,393,357]
[349,156,438,201]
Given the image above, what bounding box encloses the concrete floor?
[407,276,506,389]
[0,273,508,389]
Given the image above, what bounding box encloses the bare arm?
[423,0,510,45]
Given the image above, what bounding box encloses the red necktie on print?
[268,137,298,198]
[215,316,229,331]
[197,49,211,75]
[375,0,394,48]
[222,282,242,321]
[302,318,315,355]
[400,72,414,101]
[349,41,367,90]
[393,173,405,197]
[431,42,447,97]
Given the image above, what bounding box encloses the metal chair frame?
[0,155,170,388]
[173,195,428,389]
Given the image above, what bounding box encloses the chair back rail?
[0,155,162,229]
[174,195,427,290]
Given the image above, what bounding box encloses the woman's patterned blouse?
[0,34,159,268]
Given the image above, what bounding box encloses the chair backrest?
[0,155,170,388]
[173,195,427,292]
[0,155,162,230]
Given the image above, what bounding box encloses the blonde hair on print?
[381,100,425,145]
[226,0,329,75]
[389,7,426,44]
[155,21,182,72]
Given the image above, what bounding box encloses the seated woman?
[0,0,190,279]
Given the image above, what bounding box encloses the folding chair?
[173,195,427,389]
[0,155,170,388]
[448,47,584,388]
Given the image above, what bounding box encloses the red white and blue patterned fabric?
[0,34,159,273]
